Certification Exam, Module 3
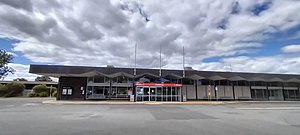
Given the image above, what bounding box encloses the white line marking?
[237,107,300,110]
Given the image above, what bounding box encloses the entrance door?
[135,85,182,102]
[150,87,156,101]
[143,87,150,101]
[136,87,143,101]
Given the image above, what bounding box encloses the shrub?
[39,92,48,97]
[28,92,36,97]
[2,82,25,97]
[32,85,58,97]
[33,85,48,93]
[50,87,57,95]
[52,91,57,97]
[0,84,8,97]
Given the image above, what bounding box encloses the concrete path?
[42,99,232,105]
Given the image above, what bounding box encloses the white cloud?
[0,0,300,76]
[192,55,300,74]
[281,44,300,53]
[4,63,58,81]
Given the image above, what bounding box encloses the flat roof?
[0,80,58,85]
[29,65,300,82]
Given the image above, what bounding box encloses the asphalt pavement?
[0,98,300,135]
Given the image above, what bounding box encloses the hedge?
[0,82,25,97]
[33,85,48,94]
[28,92,36,97]
[31,85,57,97]
[39,92,48,97]
[0,84,7,97]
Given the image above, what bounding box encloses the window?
[268,82,282,87]
[284,82,299,87]
[201,79,210,85]
[62,89,67,95]
[269,90,279,97]
[250,81,266,86]
[67,89,72,95]
[94,76,105,83]
[112,76,132,83]
[88,77,93,83]
[112,87,117,95]
[62,87,72,95]
[172,87,176,95]
[220,80,229,85]
[157,87,162,95]
[117,87,127,94]
[94,86,104,94]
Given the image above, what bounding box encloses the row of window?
[251,89,299,100]
[87,86,133,95]
[87,76,181,83]
[136,87,180,96]
[87,76,299,87]
[194,80,299,87]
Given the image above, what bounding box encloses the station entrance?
[135,83,183,102]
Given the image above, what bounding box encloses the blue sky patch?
[231,2,241,15]
[250,1,272,16]
[0,38,32,65]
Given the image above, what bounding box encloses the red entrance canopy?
[135,83,182,87]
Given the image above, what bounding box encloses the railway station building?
[29,65,300,102]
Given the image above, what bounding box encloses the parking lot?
[0,98,300,135]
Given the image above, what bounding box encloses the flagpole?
[133,42,137,102]
[134,42,137,76]
[159,44,162,77]
[183,46,185,78]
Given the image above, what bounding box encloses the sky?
[1,0,300,81]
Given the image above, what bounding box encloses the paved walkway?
[42,99,300,105]
[42,100,236,105]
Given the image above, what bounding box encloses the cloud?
[4,63,58,81]
[281,44,300,53]
[0,0,32,12]
[191,55,300,74]
[0,0,300,75]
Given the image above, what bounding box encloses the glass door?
[143,87,150,101]
[150,87,156,101]
[136,87,143,101]
[156,87,162,101]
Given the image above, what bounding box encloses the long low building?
[29,65,300,101]
[0,81,58,96]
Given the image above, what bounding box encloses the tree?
[0,49,15,80]
[13,78,28,81]
[35,75,53,82]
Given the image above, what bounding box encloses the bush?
[50,87,57,95]
[33,85,48,93]
[52,91,57,97]
[32,85,57,97]
[1,82,25,97]
[28,92,36,97]
[0,84,8,97]
[39,92,48,97]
